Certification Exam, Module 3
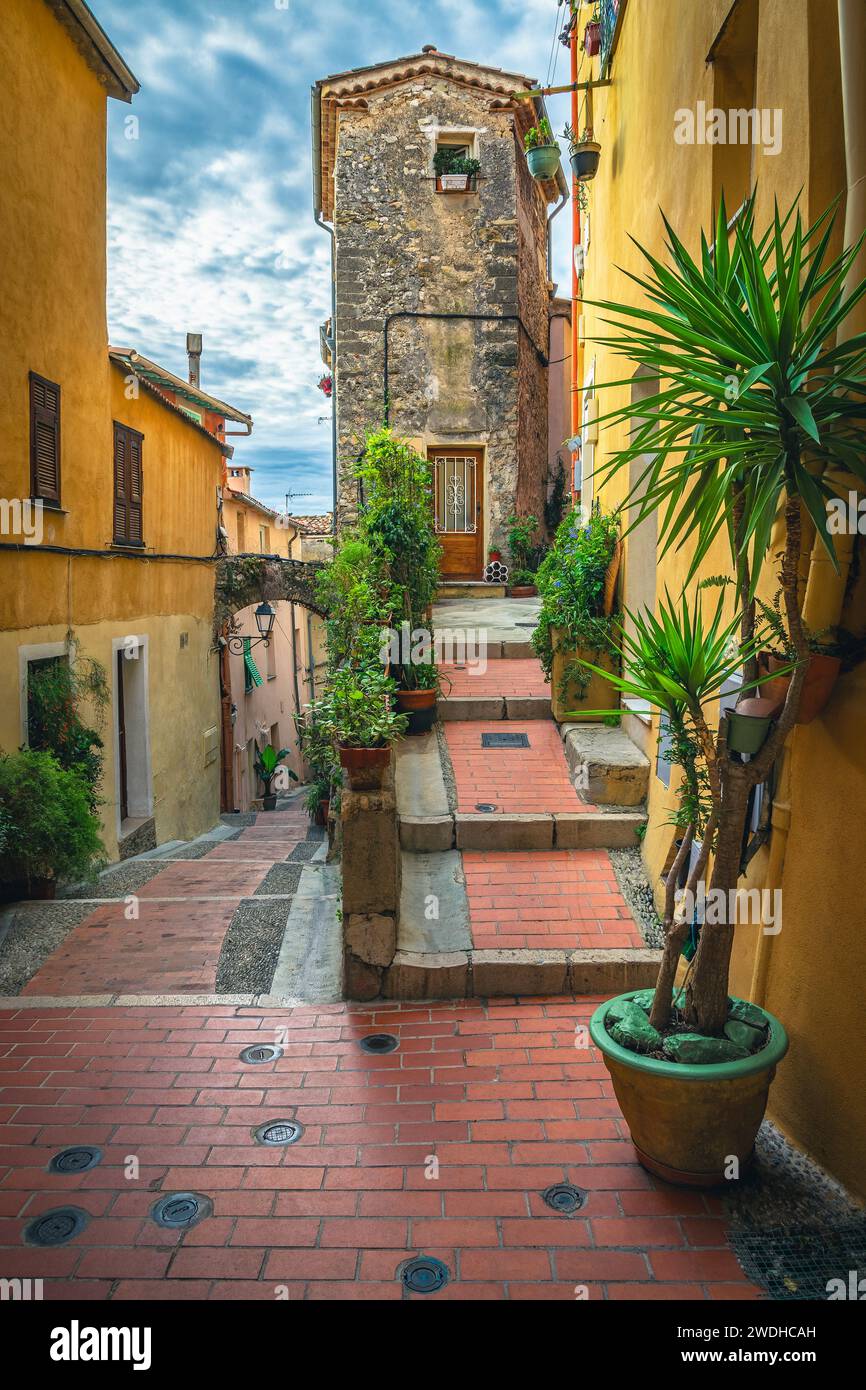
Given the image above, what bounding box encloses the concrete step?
[436,582,506,599]
[559,723,650,808]
[440,695,550,721]
[377,947,661,1000]
[400,808,646,853]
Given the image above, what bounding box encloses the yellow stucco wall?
[0,0,225,864]
[581,0,865,1196]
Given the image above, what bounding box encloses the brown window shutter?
[29,373,61,503]
[113,422,144,545]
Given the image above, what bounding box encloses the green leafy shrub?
[26,653,107,811]
[0,748,106,889]
[532,506,620,680]
[313,666,408,749]
[506,513,539,574]
[433,148,482,179]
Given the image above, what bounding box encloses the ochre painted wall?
[581,0,865,1197]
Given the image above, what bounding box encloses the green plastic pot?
[526,144,562,180]
[590,993,789,1185]
[726,708,772,755]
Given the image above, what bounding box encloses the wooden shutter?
[113,422,144,545]
[29,373,61,503]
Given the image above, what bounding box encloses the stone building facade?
[313,49,568,578]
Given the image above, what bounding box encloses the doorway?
[429,448,484,579]
[113,636,152,836]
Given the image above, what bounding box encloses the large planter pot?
[396,688,438,737]
[550,626,619,723]
[760,651,842,724]
[570,141,602,181]
[339,744,391,791]
[590,993,789,1186]
[262,793,277,812]
[508,584,538,598]
[526,144,562,180]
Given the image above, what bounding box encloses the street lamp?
[222,601,276,654]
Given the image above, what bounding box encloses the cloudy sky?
[97,0,577,513]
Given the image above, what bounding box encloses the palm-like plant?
[585,192,866,1032]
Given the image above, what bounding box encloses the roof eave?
[44,0,139,102]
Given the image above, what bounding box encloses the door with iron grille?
[429,448,484,579]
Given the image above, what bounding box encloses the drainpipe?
[750,0,866,1008]
[547,185,569,282]
[312,84,338,537]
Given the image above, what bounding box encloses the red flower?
[318,374,333,398]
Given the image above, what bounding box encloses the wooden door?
[429,448,484,579]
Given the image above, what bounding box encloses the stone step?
[376,947,661,1000]
[559,722,650,807]
[440,695,550,721]
[436,581,506,599]
[400,808,646,853]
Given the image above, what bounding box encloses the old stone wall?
[332,75,551,555]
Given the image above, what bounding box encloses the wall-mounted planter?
[584,20,601,56]
[726,697,776,755]
[760,651,842,724]
[437,173,473,193]
[549,626,619,723]
[570,141,602,181]
[525,144,562,181]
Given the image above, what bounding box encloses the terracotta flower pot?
[488,550,502,562]
[584,20,601,56]
[760,651,842,724]
[590,993,789,1186]
[339,744,391,791]
[396,688,438,737]
[314,798,330,828]
[508,584,538,598]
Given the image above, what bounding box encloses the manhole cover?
[49,1145,101,1174]
[239,1043,284,1065]
[359,1033,399,1054]
[481,732,530,749]
[400,1255,450,1294]
[475,803,498,813]
[253,1119,305,1146]
[150,1192,213,1230]
[24,1207,89,1247]
[542,1183,587,1215]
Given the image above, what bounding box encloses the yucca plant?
[583,191,866,1032]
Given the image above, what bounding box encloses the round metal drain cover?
[49,1145,101,1174]
[253,1119,304,1146]
[542,1183,587,1215]
[359,1033,399,1054]
[239,1043,284,1065]
[24,1207,89,1247]
[151,1192,213,1230]
[401,1255,450,1294]
[475,803,497,813]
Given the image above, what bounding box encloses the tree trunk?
[649,825,693,1032]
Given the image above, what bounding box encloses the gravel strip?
[609,846,663,948]
[725,1119,863,1231]
[0,903,96,995]
[288,841,321,863]
[215,898,290,995]
[159,841,216,861]
[253,863,303,897]
[435,720,458,814]
[59,861,165,900]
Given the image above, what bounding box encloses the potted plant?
[508,568,539,598]
[506,512,540,596]
[725,696,777,757]
[488,546,502,563]
[523,117,561,181]
[565,122,602,181]
[755,592,843,724]
[433,147,481,193]
[396,661,444,737]
[304,775,331,827]
[584,3,602,56]
[532,506,621,721]
[254,742,297,811]
[0,748,106,901]
[579,191,866,1182]
[317,665,408,792]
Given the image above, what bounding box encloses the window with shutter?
[29,373,61,504]
[112,422,145,546]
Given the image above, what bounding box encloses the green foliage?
[509,569,537,588]
[312,666,408,749]
[253,743,297,795]
[294,708,340,786]
[304,776,331,819]
[316,527,393,670]
[544,455,569,535]
[532,507,620,679]
[507,513,539,572]
[26,653,107,811]
[357,429,441,624]
[524,117,554,151]
[0,748,106,887]
[588,191,866,591]
[433,148,482,178]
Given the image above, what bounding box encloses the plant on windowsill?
[0,748,106,901]
[523,116,561,181]
[254,743,297,812]
[575,190,866,1184]
[532,505,620,719]
[565,121,602,182]
[433,147,481,193]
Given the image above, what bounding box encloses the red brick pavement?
[441,658,550,700]
[444,720,595,814]
[23,811,309,998]
[463,851,646,950]
[0,999,759,1301]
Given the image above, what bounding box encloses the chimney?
[186,332,203,389]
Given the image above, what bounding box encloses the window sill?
[32,499,66,513]
[623,697,652,726]
[109,540,147,551]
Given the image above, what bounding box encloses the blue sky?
[97,0,576,513]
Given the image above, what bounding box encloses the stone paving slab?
[0,998,759,1301]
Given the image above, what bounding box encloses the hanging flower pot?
[570,139,602,181]
[525,144,562,181]
[759,651,842,724]
[584,20,601,56]
[726,697,776,756]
